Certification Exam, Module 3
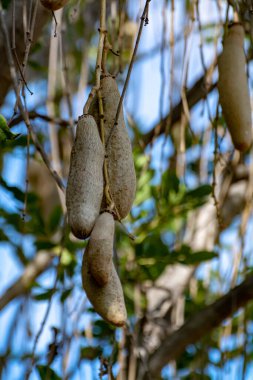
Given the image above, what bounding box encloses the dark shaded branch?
[141,47,253,147]
[143,273,253,378]
[9,110,76,128]
[141,74,217,146]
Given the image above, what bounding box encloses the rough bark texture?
[140,273,253,379]
[137,161,247,374]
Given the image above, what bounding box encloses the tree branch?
[141,273,253,378]
[0,251,55,311]
[0,0,50,106]
[141,74,217,146]
[141,47,253,147]
[139,162,248,366]
[9,110,75,129]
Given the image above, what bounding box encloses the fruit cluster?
[66,76,136,326]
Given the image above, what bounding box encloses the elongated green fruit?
[40,0,69,11]
[89,75,136,219]
[218,23,252,152]
[87,212,114,286]
[66,115,104,239]
[82,249,127,327]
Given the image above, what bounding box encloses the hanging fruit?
[40,0,69,11]
[87,212,114,286]
[218,23,252,152]
[66,115,104,239]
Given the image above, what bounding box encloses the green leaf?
[60,288,72,303]
[182,373,211,380]
[92,319,116,338]
[0,229,9,242]
[184,250,218,264]
[184,184,212,203]
[0,209,23,233]
[60,248,75,266]
[135,233,169,259]
[0,177,25,203]
[161,170,180,198]
[0,114,20,143]
[28,59,46,72]
[47,206,62,233]
[1,0,12,10]
[33,288,56,301]
[170,245,218,265]
[37,365,61,380]
[135,170,153,205]
[35,240,56,251]
[80,346,102,360]
[15,246,28,265]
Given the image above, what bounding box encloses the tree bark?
[136,162,249,377]
[0,251,55,311]
[140,273,253,379]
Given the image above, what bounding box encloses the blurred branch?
[141,273,253,378]
[141,45,253,147]
[0,251,55,311]
[0,3,65,192]
[141,70,217,146]
[9,110,76,128]
[139,162,249,368]
[0,0,50,106]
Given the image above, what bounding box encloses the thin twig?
[83,0,107,114]
[9,111,75,128]
[25,217,67,379]
[0,4,65,193]
[22,132,31,221]
[60,26,74,133]
[212,103,224,230]
[11,0,34,95]
[106,0,152,148]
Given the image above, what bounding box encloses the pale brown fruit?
[218,23,252,152]
[66,115,104,239]
[86,212,114,286]
[89,76,136,219]
[82,249,127,327]
[40,0,69,11]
